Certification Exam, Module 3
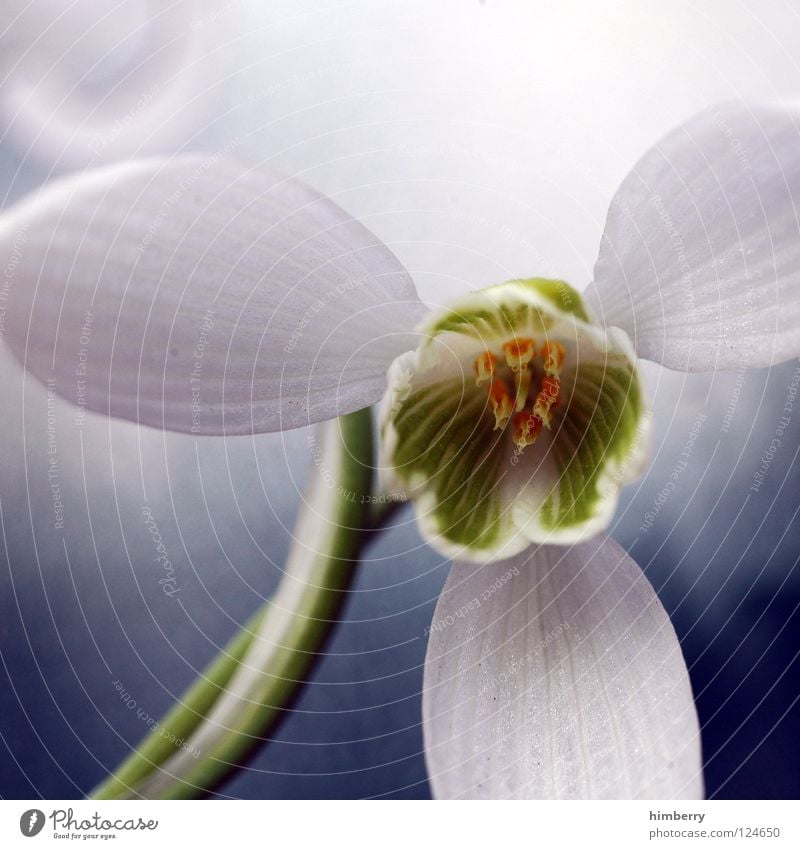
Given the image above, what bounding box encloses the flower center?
[381,278,649,559]
[473,338,565,452]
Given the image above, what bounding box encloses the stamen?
[512,410,543,451]
[540,375,561,400]
[541,341,565,377]
[473,350,497,386]
[533,376,561,429]
[475,339,564,435]
[513,367,532,412]
[502,338,536,371]
[487,379,514,430]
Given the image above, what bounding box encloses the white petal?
[0,1,227,166]
[589,101,800,371]
[0,157,426,434]
[423,535,703,799]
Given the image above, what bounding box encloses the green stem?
[369,495,404,530]
[91,605,267,799]
[91,409,375,800]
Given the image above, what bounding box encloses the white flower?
[3,100,800,799]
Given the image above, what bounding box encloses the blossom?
[2,99,800,799]
[379,276,648,561]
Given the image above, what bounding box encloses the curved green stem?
[91,409,375,800]
[91,605,267,799]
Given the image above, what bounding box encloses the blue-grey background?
[1,0,798,799]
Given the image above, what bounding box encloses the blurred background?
[0,0,798,799]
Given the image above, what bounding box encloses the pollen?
[473,350,497,386]
[533,376,561,429]
[541,341,566,377]
[512,410,543,451]
[502,338,536,371]
[487,379,514,430]
[474,336,566,436]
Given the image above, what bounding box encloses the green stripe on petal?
[420,278,588,350]
[389,376,515,555]
[541,362,646,533]
[499,278,591,323]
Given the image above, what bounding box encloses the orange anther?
[512,410,543,450]
[487,379,514,430]
[541,341,566,377]
[473,350,497,386]
[502,338,536,371]
[533,391,557,429]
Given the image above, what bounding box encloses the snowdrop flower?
[2,100,800,799]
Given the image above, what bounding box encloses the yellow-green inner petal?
[422,277,590,345]
[390,378,511,552]
[541,363,644,531]
[381,278,649,561]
